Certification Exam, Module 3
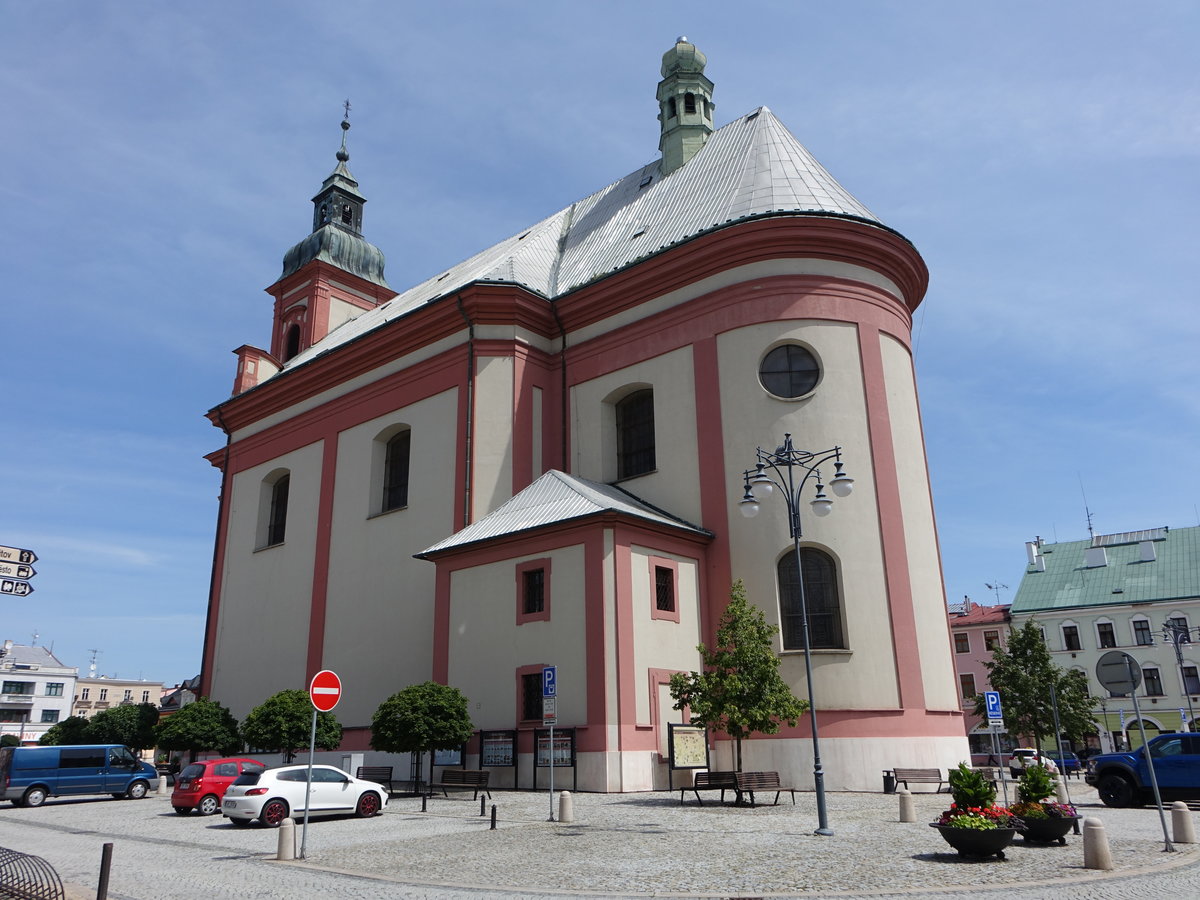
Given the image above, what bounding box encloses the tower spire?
[657,36,715,175]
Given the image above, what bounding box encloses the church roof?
[281,106,887,372]
[417,470,712,558]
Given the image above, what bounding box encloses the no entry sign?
[309,670,342,712]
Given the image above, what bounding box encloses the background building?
[73,676,165,720]
[201,39,966,791]
[947,598,1011,761]
[1011,527,1200,751]
[0,641,77,745]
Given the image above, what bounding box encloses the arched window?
[382,430,411,512]
[615,389,655,480]
[341,204,352,225]
[667,97,677,119]
[283,324,301,361]
[264,473,289,547]
[777,547,844,650]
[684,92,696,114]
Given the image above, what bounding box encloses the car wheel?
[126,780,149,800]
[1098,773,1136,808]
[173,806,193,815]
[260,798,288,827]
[22,786,47,808]
[228,817,252,828]
[355,792,381,818]
[197,794,220,816]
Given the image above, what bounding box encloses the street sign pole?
[302,670,342,859]
[301,708,317,859]
[543,665,556,822]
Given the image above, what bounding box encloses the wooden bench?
[972,766,1001,785]
[734,771,797,807]
[891,767,946,792]
[429,768,491,800]
[355,766,397,795]
[680,770,737,805]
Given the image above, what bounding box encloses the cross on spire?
[343,99,352,122]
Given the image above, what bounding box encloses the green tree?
[85,703,161,752]
[154,697,242,758]
[972,620,1097,751]
[38,716,92,745]
[1,734,20,747]
[241,690,342,763]
[668,580,808,771]
[370,682,474,758]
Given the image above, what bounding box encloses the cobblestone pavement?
[1,783,1198,898]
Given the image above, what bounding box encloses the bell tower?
[657,36,715,174]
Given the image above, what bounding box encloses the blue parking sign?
[543,666,556,698]
[984,691,1002,720]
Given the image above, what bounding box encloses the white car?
[221,764,387,827]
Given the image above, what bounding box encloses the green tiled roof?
[1012,525,1200,613]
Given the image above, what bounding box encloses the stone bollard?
[898,788,915,823]
[276,817,296,861]
[1082,816,1114,870]
[559,790,574,824]
[156,777,169,796]
[1055,779,1069,804]
[1172,801,1197,844]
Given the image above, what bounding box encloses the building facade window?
[954,633,970,653]
[41,709,60,724]
[267,474,290,546]
[777,547,844,650]
[1184,666,1200,695]
[615,389,655,479]
[1169,616,1191,641]
[515,559,551,625]
[80,688,90,700]
[959,673,977,701]
[123,690,132,702]
[1143,667,1164,696]
[758,344,820,399]
[45,683,64,697]
[99,689,108,701]
[1133,619,1153,646]
[0,711,28,723]
[1062,625,1081,651]
[382,430,411,512]
[517,668,543,722]
[984,630,1001,651]
[2,681,33,695]
[649,557,680,623]
[142,690,151,703]
[1097,622,1117,648]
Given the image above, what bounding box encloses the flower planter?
[1019,815,1078,845]
[930,823,1018,859]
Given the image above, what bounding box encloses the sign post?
[0,546,38,598]
[543,665,556,822]
[301,670,342,859]
[983,691,1009,805]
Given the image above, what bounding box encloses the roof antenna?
[88,649,100,679]
[984,582,1008,604]
[1079,474,1095,540]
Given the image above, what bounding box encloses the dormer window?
[684,92,696,114]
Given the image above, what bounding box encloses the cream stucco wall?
[472,355,514,519]
[880,333,958,711]
[445,545,588,728]
[629,546,702,723]
[718,319,901,710]
[321,389,459,725]
[210,441,325,719]
[570,346,702,524]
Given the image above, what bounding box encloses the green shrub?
[1016,762,1056,805]
[948,762,996,810]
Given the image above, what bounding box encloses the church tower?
[657,36,715,174]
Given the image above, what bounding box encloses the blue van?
[0,744,159,807]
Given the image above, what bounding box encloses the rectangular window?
[515,559,551,625]
[0,710,28,723]
[267,475,290,546]
[649,557,680,623]
[520,672,542,722]
[616,389,655,479]
[1143,667,1164,696]
[45,683,64,697]
[2,681,34,695]
[959,673,976,700]
[954,633,970,653]
[1062,626,1081,651]
[40,709,60,723]
[984,630,1000,651]
[123,690,132,701]
[142,690,151,703]
[99,689,108,701]
[655,567,675,612]
[1169,616,1190,642]
[81,688,90,700]
[382,430,411,512]
[1097,623,1116,648]
[1134,620,1153,646]
[1184,666,1200,695]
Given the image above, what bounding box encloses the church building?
[200,39,968,791]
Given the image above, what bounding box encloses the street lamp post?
[1161,621,1199,731]
[738,433,852,837]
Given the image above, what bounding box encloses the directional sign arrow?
[0,579,34,597]
[0,546,37,565]
[0,563,35,580]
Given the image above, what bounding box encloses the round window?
[758,344,820,398]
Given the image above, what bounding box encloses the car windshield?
[179,764,205,779]
[232,773,262,786]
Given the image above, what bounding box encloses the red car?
[172,758,266,815]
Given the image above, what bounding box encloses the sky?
[2,2,1197,685]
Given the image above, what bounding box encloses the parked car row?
[1,745,387,828]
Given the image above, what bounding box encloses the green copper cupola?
[657,36,715,175]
